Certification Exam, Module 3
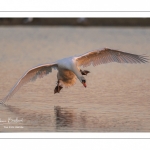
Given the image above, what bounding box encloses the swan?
[0,48,149,104]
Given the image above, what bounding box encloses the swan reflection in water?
[54,106,75,128]
[54,106,88,130]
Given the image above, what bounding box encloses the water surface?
[0,26,150,132]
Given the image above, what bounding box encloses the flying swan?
[0,48,149,104]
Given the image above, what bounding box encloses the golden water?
[0,26,150,132]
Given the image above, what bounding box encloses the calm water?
[0,26,150,132]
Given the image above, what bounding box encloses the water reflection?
[0,27,150,132]
[79,111,87,129]
[54,106,75,128]
[0,104,52,131]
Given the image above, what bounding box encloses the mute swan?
[0,48,149,104]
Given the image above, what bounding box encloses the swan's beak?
[82,81,86,88]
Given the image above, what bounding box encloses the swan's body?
[56,56,83,87]
[0,48,149,104]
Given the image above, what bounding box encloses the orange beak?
[82,82,87,88]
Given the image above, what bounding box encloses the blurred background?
[0,18,150,26]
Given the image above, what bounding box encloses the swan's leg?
[80,69,90,75]
[58,81,63,93]
[57,80,60,92]
[54,86,58,94]
[54,80,63,94]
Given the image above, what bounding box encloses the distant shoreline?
[0,18,150,26]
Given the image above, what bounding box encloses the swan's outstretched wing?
[0,63,58,104]
[75,48,149,67]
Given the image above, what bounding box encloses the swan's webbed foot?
[80,69,90,75]
[54,85,63,94]
[54,80,63,94]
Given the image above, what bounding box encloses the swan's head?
[79,76,86,88]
